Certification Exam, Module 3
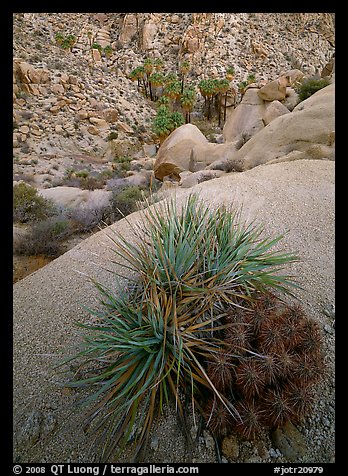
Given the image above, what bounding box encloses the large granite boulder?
[153,124,209,180]
[223,87,266,143]
[258,75,288,102]
[263,100,290,125]
[39,186,112,210]
[190,141,240,172]
[231,83,335,171]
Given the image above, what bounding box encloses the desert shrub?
[106,131,119,141]
[103,45,113,58]
[58,177,81,188]
[113,155,133,164]
[68,195,112,232]
[91,42,102,52]
[105,177,129,192]
[14,216,72,257]
[99,169,115,180]
[79,175,106,190]
[62,194,305,461]
[13,182,56,223]
[75,170,90,179]
[152,106,185,142]
[55,32,76,50]
[296,77,330,102]
[110,185,145,220]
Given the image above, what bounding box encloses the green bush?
[296,77,330,102]
[13,182,56,223]
[62,194,300,461]
[111,185,145,219]
[75,170,89,179]
[68,199,112,232]
[152,106,184,142]
[91,42,102,51]
[113,156,132,164]
[103,45,113,58]
[14,216,72,257]
[106,131,118,141]
[55,32,76,50]
[79,176,106,190]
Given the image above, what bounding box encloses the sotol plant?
[61,194,301,461]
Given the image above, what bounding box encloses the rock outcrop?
[153,124,208,180]
[13,13,334,169]
[263,100,290,125]
[154,82,334,181]
[230,83,335,171]
[223,86,267,143]
[39,186,112,209]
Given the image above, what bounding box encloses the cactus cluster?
[203,293,325,440]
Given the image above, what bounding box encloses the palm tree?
[104,45,113,59]
[149,72,165,101]
[215,78,230,126]
[55,32,64,46]
[163,79,182,111]
[152,105,172,144]
[136,66,147,96]
[226,66,235,82]
[238,80,248,100]
[129,66,145,93]
[198,79,216,120]
[165,72,178,85]
[154,58,164,71]
[169,111,185,131]
[144,58,154,101]
[157,95,170,107]
[180,86,196,123]
[247,73,256,84]
[179,60,190,93]
[152,105,184,144]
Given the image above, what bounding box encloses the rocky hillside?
[13,13,335,188]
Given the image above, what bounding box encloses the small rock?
[150,436,159,451]
[40,411,57,439]
[271,421,307,462]
[203,430,215,450]
[244,455,262,463]
[222,434,239,460]
[89,117,109,129]
[324,324,334,335]
[19,125,29,134]
[117,121,134,134]
[323,303,335,319]
[55,124,64,134]
[17,410,42,448]
[16,409,57,448]
[269,447,282,458]
[87,125,100,135]
[142,143,157,158]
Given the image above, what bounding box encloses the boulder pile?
[153,80,335,186]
